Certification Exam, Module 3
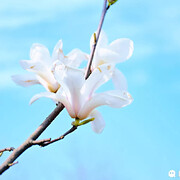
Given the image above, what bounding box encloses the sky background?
[0,0,180,179]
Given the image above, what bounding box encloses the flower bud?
[108,0,118,6]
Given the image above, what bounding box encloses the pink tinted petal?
[54,65,85,115]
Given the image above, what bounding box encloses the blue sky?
[0,0,180,179]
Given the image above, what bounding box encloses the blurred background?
[0,0,180,179]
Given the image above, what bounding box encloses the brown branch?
[0,103,64,175]
[0,147,15,154]
[31,138,51,145]
[33,126,78,147]
[85,0,109,79]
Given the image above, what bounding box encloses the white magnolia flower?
[90,31,134,91]
[12,40,88,93]
[30,64,133,133]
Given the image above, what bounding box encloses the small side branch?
[31,138,51,145]
[0,148,15,157]
[0,147,15,154]
[35,126,77,147]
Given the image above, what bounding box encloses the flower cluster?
[12,31,134,133]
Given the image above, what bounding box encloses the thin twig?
[0,148,15,154]
[34,126,78,147]
[31,138,51,145]
[85,0,109,79]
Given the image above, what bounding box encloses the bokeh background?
[0,0,180,179]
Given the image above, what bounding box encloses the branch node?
[8,161,18,167]
[32,138,51,146]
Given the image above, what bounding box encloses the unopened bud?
[108,0,118,6]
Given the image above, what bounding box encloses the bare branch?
[0,103,64,175]
[85,0,109,79]
[0,147,15,154]
[31,138,51,145]
[37,126,77,147]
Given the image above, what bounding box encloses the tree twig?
[33,126,77,147]
[85,0,109,79]
[0,103,64,175]
[0,147,15,154]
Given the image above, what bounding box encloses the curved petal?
[78,90,133,119]
[30,89,76,118]
[98,47,121,63]
[12,74,39,87]
[20,60,58,92]
[20,60,47,71]
[54,64,85,115]
[90,110,105,133]
[36,76,59,93]
[81,64,115,98]
[66,49,88,67]
[108,38,134,62]
[112,68,127,91]
[30,92,58,104]
[30,43,51,65]
[52,40,64,61]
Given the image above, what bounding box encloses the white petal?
[81,64,115,98]
[94,90,133,108]
[98,47,121,63]
[52,40,64,61]
[79,90,133,119]
[20,60,58,92]
[112,68,127,91]
[36,76,59,93]
[30,89,76,118]
[108,38,134,62]
[30,92,58,104]
[90,110,105,133]
[66,49,88,67]
[30,43,51,65]
[12,74,39,87]
[54,65,85,115]
[20,60,46,71]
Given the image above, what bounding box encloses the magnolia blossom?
[90,31,134,90]
[30,64,133,133]
[12,40,88,92]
